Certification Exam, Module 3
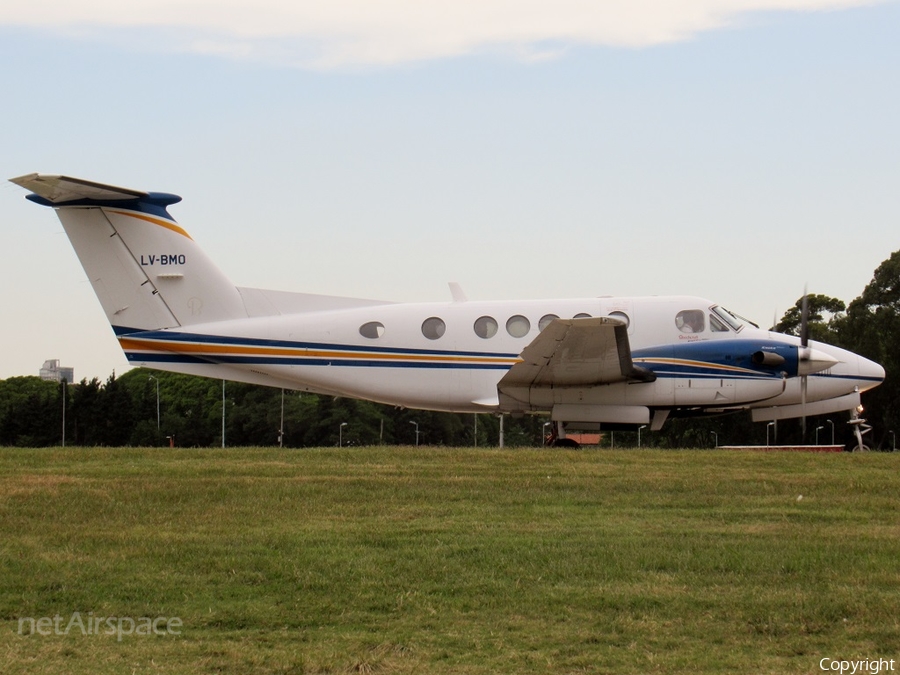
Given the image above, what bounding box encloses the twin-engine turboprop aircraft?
[11,173,884,444]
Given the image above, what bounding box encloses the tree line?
[0,369,536,448]
[3,250,899,449]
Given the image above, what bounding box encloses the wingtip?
[9,172,41,188]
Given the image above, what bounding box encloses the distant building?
[39,359,74,384]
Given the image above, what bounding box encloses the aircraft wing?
[498,316,655,405]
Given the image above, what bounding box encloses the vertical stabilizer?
[10,173,246,333]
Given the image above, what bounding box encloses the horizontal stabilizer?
[11,173,146,203]
[10,173,181,215]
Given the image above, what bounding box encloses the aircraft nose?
[857,354,885,391]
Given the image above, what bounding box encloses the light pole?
[409,420,420,447]
[638,425,647,448]
[827,419,835,446]
[815,425,824,446]
[221,380,226,448]
[61,378,67,448]
[148,375,160,432]
[710,431,718,448]
[542,421,552,446]
[767,422,775,447]
[279,388,284,448]
[890,430,895,452]
[339,422,348,447]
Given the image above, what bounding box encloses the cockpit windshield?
[711,306,745,332]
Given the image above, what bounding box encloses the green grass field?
[1,446,898,674]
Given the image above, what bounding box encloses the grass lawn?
[1,446,898,674]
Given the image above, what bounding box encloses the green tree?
[118,370,164,446]
[0,376,61,446]
[775,293,846,343]
[836,250,900,448]
[98,373,134,446]
[69,377,102,445]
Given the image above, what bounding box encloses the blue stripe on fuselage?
[114,326,521,360]
[634,339,798,379]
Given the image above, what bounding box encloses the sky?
[1,0,898,381]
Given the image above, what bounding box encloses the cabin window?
[538,314,559,331]
[608,311,630,328]
[359,321,385,339]
[421,317,446,340]
[474,316,498,339]
[574,312,592,319]
[709,313,729,332]
[675,309,705,334]
[506,315,531,338]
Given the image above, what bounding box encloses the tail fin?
[10,174,246,334]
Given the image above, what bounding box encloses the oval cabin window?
[422,317,446,340]
[359,321,385,339]
[506,315,531,338]
[474,316,498,339]
[539,314,559,331]
[608,311,629,328]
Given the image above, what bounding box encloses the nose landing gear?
[847,405,871,452]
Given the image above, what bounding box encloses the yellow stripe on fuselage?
[107,209,193,240]
[118,337,518,365]
[634,357,758,375]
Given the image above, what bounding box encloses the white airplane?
[11,173,885,445]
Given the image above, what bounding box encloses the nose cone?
[857,354,886,391]
[798,347,840,375]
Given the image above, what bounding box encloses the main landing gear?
[546,421,580,448]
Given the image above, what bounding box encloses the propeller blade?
[800,285,809,440]
[800,374,807,439]
[800,286,809,349]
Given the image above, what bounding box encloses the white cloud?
[1,0,888,68]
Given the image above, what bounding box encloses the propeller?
[795,289,839,438]
[777,287,838,442]
[799,289,809,438]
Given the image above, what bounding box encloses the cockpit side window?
[709,313,729,332]
[676,309,705,334]
[711,306,745,332]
